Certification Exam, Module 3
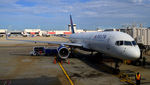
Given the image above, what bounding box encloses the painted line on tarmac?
[115,73,136,85]
[58,62,74,85]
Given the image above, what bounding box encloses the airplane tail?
[70,15,75,34]
[5,32,8,40]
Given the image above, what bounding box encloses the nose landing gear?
[113,60,122,74]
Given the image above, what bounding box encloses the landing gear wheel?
[135,60,141,66]
[113,69,120,74]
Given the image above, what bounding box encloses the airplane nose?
[125,47,141,60]
[132,49,140,59]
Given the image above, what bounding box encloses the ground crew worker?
[135,72,141,85]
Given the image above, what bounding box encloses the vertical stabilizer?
[70,15,75,34]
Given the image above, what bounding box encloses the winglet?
[70,15,75,34]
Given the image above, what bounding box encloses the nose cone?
[126,46,141,60]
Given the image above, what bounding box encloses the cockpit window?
[116,41,134,46]
[120,41,123,45]
[132,41,137,45]
[124,41,132,46]
[116,41,120,46]
[115,41,123,46]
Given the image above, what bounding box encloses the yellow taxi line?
[58,62,74,85]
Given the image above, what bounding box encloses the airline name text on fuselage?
[94,34,107,40]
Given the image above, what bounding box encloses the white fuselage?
[69,31,140,60]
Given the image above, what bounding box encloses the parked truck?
[30,46,57,56]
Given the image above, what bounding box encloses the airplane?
[6,15,141,71]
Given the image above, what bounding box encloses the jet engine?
[57,46,70,59]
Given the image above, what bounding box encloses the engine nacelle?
[57,46,70,59]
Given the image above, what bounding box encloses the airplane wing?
[6,15,81,47]
[6,38,83,47]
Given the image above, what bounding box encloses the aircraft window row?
[116,41,137,46]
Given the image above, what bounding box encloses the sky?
[0,0,150,30]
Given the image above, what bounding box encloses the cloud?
[0,0,150,29]
[0,0,148,18]
[0,0,18,4]
[132,0,143,3]
[68,0,149,18]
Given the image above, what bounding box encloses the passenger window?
[124,41,132,46]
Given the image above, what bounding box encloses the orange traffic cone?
[53,59,56,64]
[68,60,70,64]
[61,60,63,64]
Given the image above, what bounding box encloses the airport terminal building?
[0,24,102,37]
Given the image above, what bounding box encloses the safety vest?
[136,74,141,80]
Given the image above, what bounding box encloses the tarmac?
[0,36,150,85]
